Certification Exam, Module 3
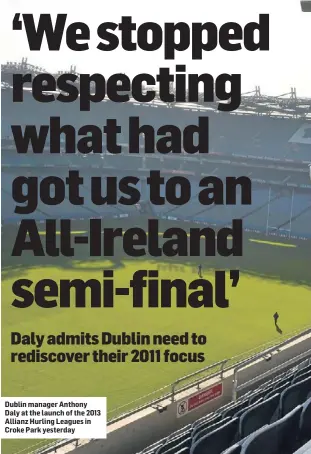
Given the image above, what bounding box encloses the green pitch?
[2,219,311,454]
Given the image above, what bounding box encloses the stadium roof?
[2,60,311,120]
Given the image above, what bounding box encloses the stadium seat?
[273,374,295,389]
[156,434,192,453]
[299,398,311,444]
[265,382,290,400]
[240,406,302,454]
[293,440,311,454]
[234,399,264,418]
[221,444,242,454]
[239,394,280,439]
[279,377,311,417]
[192,417,231,444]
[157,437,192,454]
[222,400,250,419]
[192,413,216,427]
[293,370,311,385]
[190,418,239,454]
[249,389,272,405]
[168,426,192,440]
[221,426,272,454]
[294,364,311,381]
[192,414,222,432]
[239,424,278,454]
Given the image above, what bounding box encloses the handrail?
[232,328,311,401]
[171,359,228,402]
[236,349,311,392]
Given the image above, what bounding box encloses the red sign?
[177,383,223,417]
[188,383,223,411]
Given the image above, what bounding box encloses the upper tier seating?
[2,88,311,162]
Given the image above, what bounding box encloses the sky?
[0,0,310,97]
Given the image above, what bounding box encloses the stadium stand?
[136,358,311,454]
[2,60,311,238]
[2,166,310,237]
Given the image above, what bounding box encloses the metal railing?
[234,349,311,396]
[232,329,311,401]
[170,359,228,402]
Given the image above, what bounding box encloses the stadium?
[1,56,311,454]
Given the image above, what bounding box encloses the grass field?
[2,219,311,454]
